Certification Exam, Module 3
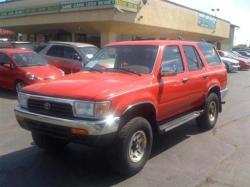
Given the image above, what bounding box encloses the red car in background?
[0,49,64,92]
[218,50,250,70]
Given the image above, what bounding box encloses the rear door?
[182,45,208,109]
[63,46,82,73]
[45,45,65,70]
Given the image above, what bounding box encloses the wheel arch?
[120,102,159,136]
[208,85,222,112]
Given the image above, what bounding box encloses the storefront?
[0,0,235,49]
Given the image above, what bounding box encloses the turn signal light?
[71,128,89,136]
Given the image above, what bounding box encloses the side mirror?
[3,63,15,70]
[160,64,177,77]
[73,54,81,61]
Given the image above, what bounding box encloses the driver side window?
[162,46,184,73]
[0,53,12,65]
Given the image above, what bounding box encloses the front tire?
[32,132,68,151]
[108,117,153,176]
[197,93,219,130]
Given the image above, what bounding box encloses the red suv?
[15,41,228,176]
[0,49,64,92]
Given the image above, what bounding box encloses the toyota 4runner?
[15,41,228,176]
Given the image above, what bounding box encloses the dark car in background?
[39,42,98,74]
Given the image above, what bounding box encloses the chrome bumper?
[220,88,229,99]
[15,106,120,136]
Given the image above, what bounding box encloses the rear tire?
[108,117,153,176]
[197,93,219,130]
[32,132,68,151]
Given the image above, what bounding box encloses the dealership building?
[0,0,237,49]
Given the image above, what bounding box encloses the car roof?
[0,48,33,54]
[48,41,96,48]
[11,41,32,44]
[108,40,209,46]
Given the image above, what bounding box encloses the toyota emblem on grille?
[44,102,51,110]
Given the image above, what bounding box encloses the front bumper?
[15,106,120,136]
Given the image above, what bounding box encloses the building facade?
[0,0,235,49]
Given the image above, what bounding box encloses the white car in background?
[220,56,240,72]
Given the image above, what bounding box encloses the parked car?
[237,51,250,58]
[220,57,240,72]
[218,50,250,70]
[15,41,228,176]
[10,41,34,50]
[39,42,98,74]
[0,49,64,92]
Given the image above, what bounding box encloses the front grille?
[28,98,74,119]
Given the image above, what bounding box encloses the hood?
[21,65,63,79]
[23,71,153,101]
[221,57,239,64]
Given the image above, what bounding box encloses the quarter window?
[162,46,184,73]
[183,46,203,71]
[198,43,221,65]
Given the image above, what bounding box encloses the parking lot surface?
[1,71,250,187]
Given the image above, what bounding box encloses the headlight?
[18,92,29,108]
[73,101,111,118]
[26,72,41,80]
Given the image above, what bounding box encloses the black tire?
[32,132,68,151]
[197,93,219,130]
[108,117,153,176]
[225,64,230,73]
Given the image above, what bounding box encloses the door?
[158,46,190,121]
[45,45,65,70]
[182,45,208,109]
[0,52,15,89]
[63,46,82,73]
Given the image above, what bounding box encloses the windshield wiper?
[84,67,103,73]
[105,68,141,76]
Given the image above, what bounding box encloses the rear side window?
[162,46,184,73]
[198,43,221,65]
[47,45,64,58]
[0,53,12,64]
[183,46,203,71]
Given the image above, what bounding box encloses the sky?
[169,0,250,46]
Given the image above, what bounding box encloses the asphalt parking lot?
[1,71,250,187]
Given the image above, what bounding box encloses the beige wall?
[0,0,231,45]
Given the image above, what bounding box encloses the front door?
[158,45,190,121]
[0,52,15,89]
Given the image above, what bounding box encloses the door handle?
[202,74,209,79]
[182,77,189,83]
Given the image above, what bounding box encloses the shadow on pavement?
[0,121,202,187]
[0,89,17,100]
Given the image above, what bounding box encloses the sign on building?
[198,13,217,30]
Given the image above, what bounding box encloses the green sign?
[0,4,60,18]
[61,0,115,11]
[115,0,139,12]
[198,13,217,30]
[0,0,139,18]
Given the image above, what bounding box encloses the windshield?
[86,45,159,74]
[13,52,48,67]
[78,47,98,60]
